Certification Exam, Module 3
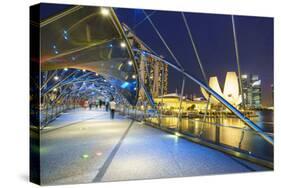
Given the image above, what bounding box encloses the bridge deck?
[40,109,268,185]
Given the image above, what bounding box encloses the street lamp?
[120,42,126,48]
[54,76,59,80]
[128,60,133,66]
[101,8,110,16]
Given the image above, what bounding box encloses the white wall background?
[0,0,279,187]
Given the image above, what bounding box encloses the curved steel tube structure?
[39,5,273,147]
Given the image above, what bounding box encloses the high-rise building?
[123,24,168,100]
[241,74,262,108]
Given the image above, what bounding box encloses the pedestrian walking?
[99,99,102,109]
[105,98,109,112]
[105,101,109,112]
[95,99,99,109]
[109,98,116,119]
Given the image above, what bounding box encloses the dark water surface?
[148,110,273,161]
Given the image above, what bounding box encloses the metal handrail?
[146,114,273,136]
[123,107,273,167]
[125,108,273,136]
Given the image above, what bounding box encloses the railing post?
[45,100,49,125]
[134,106,137,120]
[177,78,185,131]
[215,124,220,144]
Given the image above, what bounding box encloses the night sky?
[39,4,274,106]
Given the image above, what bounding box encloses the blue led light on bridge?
[121,82,129,89]
[63,30,69,40]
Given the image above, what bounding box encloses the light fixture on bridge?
[175,132,181,137]
[64,68,68,71]
[53,88,57,92]
[128,60,133,66]
[96,152,103,156]
[54,76,59,80]
[82,69,86,72]
[101,8,110,16]
[242,74,248,79]
[81,154,89,159]
[132,75,136,79]
[63,30,69,40]
[120,42,126,48]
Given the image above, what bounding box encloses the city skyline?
[115,8,273,106]
[40,4,273,106]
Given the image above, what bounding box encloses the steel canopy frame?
[133,49,273,146]
[40,6,140,106]
[109,7,141,106]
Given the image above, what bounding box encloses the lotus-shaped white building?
[201,72,242,107]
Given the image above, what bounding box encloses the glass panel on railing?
[240,130,273,161]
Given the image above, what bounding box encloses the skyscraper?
[123,24,168,100]
[241,74,262,108]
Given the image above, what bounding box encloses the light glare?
[101,8,110,16]
[120,42,126,48]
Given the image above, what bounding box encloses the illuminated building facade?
[123,24,168,100]
[154,93,209,113]
[241,74,262,108]
[201,72,242,107]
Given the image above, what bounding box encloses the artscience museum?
[201,72,242,107]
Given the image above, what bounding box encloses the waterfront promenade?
[40,109,268,185]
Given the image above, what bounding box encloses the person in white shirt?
[109,98,116,119]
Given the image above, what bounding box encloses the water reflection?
[147,110,273,161]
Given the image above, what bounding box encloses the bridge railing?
[40,102,79,128]
[119,105,273,168]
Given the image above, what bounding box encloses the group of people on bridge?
[83,97,117,119]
